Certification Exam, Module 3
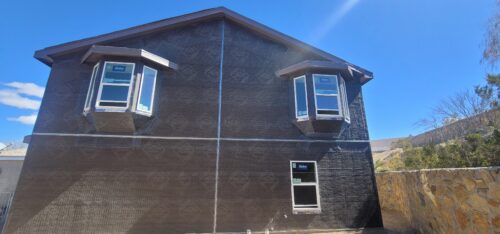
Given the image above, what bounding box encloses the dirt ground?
[381,209,417,234]
[313,208,417,234]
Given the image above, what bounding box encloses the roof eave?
[32,7,372,78]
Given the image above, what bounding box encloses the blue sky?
[0,0,496,143]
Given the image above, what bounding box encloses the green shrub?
[402,129,500,169]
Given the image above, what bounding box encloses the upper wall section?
[220,21,369,140]
[34,15,370,140]
[35,20,223,138]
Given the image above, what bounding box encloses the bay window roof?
[81,45,178,70]
[276,60,372,85]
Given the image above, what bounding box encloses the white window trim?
[340,77,350,123]
[312,74,343,118]
[290,160,321,213]
[293,75,309,121]
[136,65,158,116]
[84,63,100,112]
[95,61,136,111]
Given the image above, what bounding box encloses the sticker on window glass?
[112,65,126,72]
[320,77,331,83]
[293,178,302,184]
[298,164,308,170]
[292,163,296,168]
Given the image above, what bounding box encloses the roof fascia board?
[34,8,224,65]
[33,7,372,77]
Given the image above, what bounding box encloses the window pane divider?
[292,183,317,186]
[101,83,131,86]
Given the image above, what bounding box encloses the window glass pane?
[85,65,99,110]
[292,162,316,183]
[100,85,129,101]
[341,79,350,122]
[316,95,339,110]
[293,186,318,205]
[294,77,307,117]
[102,63,134,84]
[137,67,157,113]
[314,75,338,95]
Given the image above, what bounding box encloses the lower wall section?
[376,167,500,233]
[4,135,382,233]
[216,141,382,232]
[4,136,217,234]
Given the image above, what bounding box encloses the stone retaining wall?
[376,167,500,233]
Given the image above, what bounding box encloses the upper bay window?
[80,45,177,133]
[278,60,369,137]
[292,73,350,122]
[85,61,159,116]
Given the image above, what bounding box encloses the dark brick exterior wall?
[4,19,382,233]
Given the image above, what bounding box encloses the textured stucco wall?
[376,167,500,233]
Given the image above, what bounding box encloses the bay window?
[96,62,135,109]
[79,45,178,132]
[290,161,321,211]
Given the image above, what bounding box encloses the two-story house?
[4,7,383,234]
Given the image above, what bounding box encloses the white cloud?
[8,114,37,125]
[0,89,41,110]
[309,0,360,44]
[4,82,45,98]
[0,82,44,126]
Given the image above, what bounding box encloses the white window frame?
[293,75,309,120]
[339,76,350,123]
[84,63,100,112]
[136,65,158,116]
[95,61,136,111]
[290,160,321,212]
[312,74,343,117]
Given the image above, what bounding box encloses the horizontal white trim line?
[31,132,370,143]
[0,156,25,161]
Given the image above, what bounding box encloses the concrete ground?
[313,208,417,234]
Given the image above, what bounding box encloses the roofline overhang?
[81,45,178,70]
[34,7,372,80]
